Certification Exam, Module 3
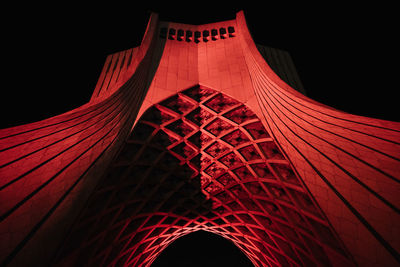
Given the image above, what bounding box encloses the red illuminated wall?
[0,11,399,267]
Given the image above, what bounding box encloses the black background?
[151,230,254,266]
[1,3,398,266]
[1,3,399,129]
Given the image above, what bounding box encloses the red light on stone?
[53,86,354,266]
[0,10,399,267]
[211,29,219,40]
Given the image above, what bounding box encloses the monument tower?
[1,11,399,266]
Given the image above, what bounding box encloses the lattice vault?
[1,11,399,267]
[55,86,352,266]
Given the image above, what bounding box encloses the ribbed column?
[237,10,400,267]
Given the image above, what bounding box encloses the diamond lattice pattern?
[58,86,352,267]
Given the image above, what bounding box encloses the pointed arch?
[54,85,353,266]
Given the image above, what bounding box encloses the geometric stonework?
[1,11,399,267]
[54,86,354,266]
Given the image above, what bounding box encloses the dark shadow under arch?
[54,85,353,267]
[150,230,254,267]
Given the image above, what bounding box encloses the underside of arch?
[55,85,354,266]
[151,230,254,266]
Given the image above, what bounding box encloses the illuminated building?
[1,11,399,266]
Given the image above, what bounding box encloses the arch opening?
[150,230,254,267]
[55,85,352,267]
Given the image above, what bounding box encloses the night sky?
[1,3,398,266]
[2,3,399,129]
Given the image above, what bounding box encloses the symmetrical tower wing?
[0,11,399,267]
